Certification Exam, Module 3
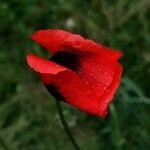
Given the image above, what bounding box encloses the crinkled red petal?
[77,54,122,116]
[27,54,67,84]
[49,70,102,116]
[27,53,122,117]
[27,54,66,74]
[31,29,122,60]
[27,29,123,117]
[98,63,123,116]
[27,54,102,116]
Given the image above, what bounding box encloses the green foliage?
[0,0,150,149]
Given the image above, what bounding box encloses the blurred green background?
[0,0,150,150]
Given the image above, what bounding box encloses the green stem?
[0,137,9,150]
[55,100,80,150]
[110,104,122,150]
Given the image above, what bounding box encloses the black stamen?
[46,51,80,102]
[50,51,80,71]
[45,84,66,102]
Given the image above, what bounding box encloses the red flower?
[27,29,123,117]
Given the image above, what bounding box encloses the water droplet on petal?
[91,85,95,89]
[98,68,102,72]
[98,83,101,86]
[88,59,93,62]
[87,90,90,93]
[104,72,108,75]
[85,81,89,85]
[103,85,107,89]
[105,89,109,93]
[90,73,94,76]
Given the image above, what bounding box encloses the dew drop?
[91,85,95,89]
[88,59,93,62]
[87,90,90,93]
[97,92,101,96]
[90,73,94,76]
[85,81,89,85]
[98,83,101,86]
[105,89,109,93]
[104,72,108,75]
[98,68,102,72]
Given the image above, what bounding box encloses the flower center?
[50,51,80,71]
[46,51,80,102]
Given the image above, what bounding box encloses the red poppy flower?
[27,29,123,117]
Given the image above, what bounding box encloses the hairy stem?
[56,100,80,150]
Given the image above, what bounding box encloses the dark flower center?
[45,51,80,102]
[45,84,66,102]
[50,51,80,71]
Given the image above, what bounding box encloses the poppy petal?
[27,54,67,74]
[31,29,85,53]
[27,54,68,84]
[47,70,102,116]
[27,54,102,116]
[99,63,123,115]
[76,54,122,116]
[27,29,123,117]
[31,29,122,60]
